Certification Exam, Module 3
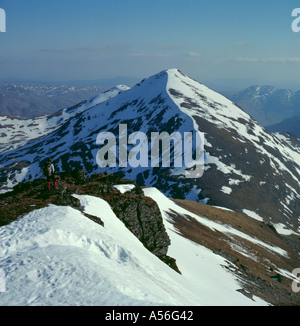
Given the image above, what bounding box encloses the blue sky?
[1,0,300,90]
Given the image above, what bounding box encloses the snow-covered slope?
[0,85,129,153]
[0,69,299,232]
[0,190,267,306]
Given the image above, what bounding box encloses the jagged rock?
[98,183,115,195]
[51,190,81,210]
[83,213,104,227]
[129,185,144,195]
[107,194,171,258]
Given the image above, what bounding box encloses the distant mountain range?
[226,86,300,127]
[0,83,106,117]
[267,115,300,137]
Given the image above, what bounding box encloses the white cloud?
[188,51,201,57]
[235,57,300,63]
[235,57,259,62]
[287,57,300,63]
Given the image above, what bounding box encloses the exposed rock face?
[108,193,170,257]
[51,190,82,210]
[107,191,179,272]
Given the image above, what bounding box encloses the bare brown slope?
[170,199,300,306]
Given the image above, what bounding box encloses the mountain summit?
[0,69,299,232]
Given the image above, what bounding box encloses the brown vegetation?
[170,199,300,305]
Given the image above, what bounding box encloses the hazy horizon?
[1,1,300,91]
[0,74,299,93]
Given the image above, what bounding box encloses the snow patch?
[221,186,232,195]
[113,184,135,194]
[213,206,234,212]
[242,209,264,222]
[271,223,300,236]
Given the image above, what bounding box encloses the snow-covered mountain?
[228,86,300,126]
[0,85,129,153]
[0,69,299,234]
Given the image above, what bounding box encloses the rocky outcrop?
[106,191,175,267]
[0,171,180,273]
[74,172,180,272]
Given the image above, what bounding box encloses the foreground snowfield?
[0,189,268,306]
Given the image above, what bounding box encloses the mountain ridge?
[0,170,299,305]
[0,83,107,118]
[0,85,129,153]
[0,69,299,233]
